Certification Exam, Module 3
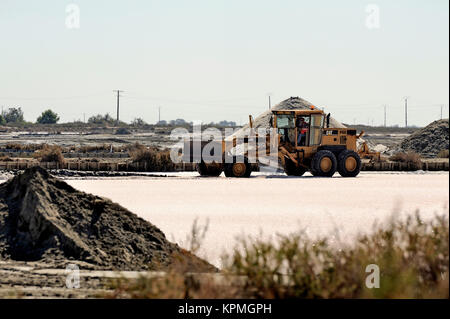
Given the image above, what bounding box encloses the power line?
[0,94,107,100]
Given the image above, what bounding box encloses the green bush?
[36,109,60,124]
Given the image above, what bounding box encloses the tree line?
[0,107,138,126]
[1,107,60,125]
[0,107,237,127]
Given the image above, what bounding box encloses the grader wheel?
[337,150,361,177]
[197,161,223,177]
[224,158,252,178]
[311,150,337,177]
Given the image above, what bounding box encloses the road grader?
[183,107,378,178]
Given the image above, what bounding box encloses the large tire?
[284,158,307,176]
[311,150,337,177]
[224,157,252,178]
[337,150,361,177]
[197,161,223,177]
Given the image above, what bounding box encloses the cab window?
[276,115,295,128]
[309,114,323,146]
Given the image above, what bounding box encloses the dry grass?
[437,149,449,158]
[77,144,122,153]
[106,212,449,299]
[2,143,46,151]
[128,142,175,172]
[32,145,65,164]
[0,156,14,162]
[389,152,422,170]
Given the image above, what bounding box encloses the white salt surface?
[67,172,449,267]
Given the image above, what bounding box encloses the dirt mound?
[399,119,449,157]
[231,96,345,138]
[0,167,214,271]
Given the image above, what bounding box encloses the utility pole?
[113,90,124,124]
[158,107,161,123]
[383,105,387,127]
[441,105,444,120]
[404,97,409,127]
[268,95,271,110]
[83,113,86,123]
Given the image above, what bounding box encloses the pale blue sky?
[0,0,448,126]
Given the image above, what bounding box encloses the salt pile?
[399,119,449,157]
[0,167,214,271]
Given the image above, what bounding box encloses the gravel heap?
[0,167,214,271]
[399,119,449,157]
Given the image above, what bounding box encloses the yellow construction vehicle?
[272,108,362,177]
[184,107,378,177]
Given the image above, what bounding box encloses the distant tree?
[88,114,104,124]
[131,117,147,126]
[169,118,187,126]
[88,113,115,124]
[103,113,115,123]
[3,107,24,123]
[0,114,6,125]
[36,109,60,124]
[218,120,237,127]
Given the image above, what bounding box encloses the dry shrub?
[0,156,13,162]
[105,219,228,299]
[105,262,232,299]
[389,152,422,169]
[78,144,121,153]
[128,142,175,172]
[115,127,131,135]
[33,145,65,164]
[224,213,448,299]
[2,143,46,151]
[106,212,449,299]
[437,149,449,158]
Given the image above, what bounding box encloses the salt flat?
[67,172,449,266]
